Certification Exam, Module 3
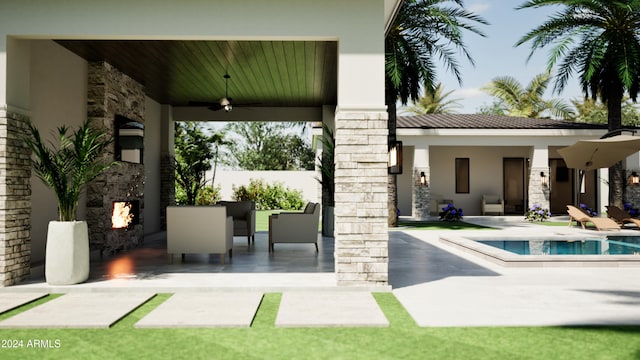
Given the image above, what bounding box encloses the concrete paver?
[275,292,389,327]
[0,292,155,328]
[394,221,640,327]
[0,293,47,314]
[135,292,263,328]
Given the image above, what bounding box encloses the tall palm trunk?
[608,86,624,208]
[387,84,398,227]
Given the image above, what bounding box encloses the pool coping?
[439,234,640,268]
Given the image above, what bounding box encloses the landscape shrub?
[439,203,464,222]
[195,185,222,205]
[232,178,305,210]
[525,203,551,222]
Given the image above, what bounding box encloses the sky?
[410,0,583,114]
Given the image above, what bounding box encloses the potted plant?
[316,123,335,236]
[24,118,115,285]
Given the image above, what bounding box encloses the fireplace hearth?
[111,200,140,229]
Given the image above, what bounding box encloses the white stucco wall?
[428,146,532,216]
[207,170,319,205]
[144,97,162,234]
[29,40,88,263]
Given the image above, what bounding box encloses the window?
[455,158,469,193]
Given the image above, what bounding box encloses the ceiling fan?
[189,74,256,112]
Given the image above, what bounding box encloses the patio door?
[503,158,526,214]
[549,159,574,214]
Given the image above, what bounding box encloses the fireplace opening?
[111,200,140,229]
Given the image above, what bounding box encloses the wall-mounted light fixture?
[419,171,427,187]
[630,172,640,186]
[540,171,548,188]
[388,140,403,174]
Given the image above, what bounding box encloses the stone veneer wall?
[625,169,640,207]
[0,110,31,286]
[86,62,145,255]
[334,110,389,286]
[412,167,430,219]
[528,166,550,211]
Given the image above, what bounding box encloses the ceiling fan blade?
[207,103,224,111]
[188,101,218,106]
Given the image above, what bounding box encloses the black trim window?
[455,158,469,193]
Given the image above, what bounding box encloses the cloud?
[452,88,485,99]
[467,2,491,14]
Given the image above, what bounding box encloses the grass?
[397,221,492,230]
[0,293,638,359]
[255,210,284,232]
[255,210,322,232]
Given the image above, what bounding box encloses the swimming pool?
[478,236,640,255]
[439,234,640,267]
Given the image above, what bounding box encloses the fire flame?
[112,202,134,229]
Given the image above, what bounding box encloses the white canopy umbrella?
[557,135,640,171]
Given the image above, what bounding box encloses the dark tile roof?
[397,114,608,130]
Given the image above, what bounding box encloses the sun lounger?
[605,205,640,229]
[566,205,621,231]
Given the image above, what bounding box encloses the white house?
[395,114,635,218]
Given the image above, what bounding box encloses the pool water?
[478,236,640,256]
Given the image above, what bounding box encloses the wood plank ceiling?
[56,40,338,108]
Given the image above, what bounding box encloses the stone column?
[0,109,31,286]
[528,166,550,211]
[528,145,549,211]
[625,169,640,207]
[412,167,430,219]
[334,109,389,287]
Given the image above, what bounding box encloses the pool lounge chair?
[566,205,621,231]
[605,205,640,229]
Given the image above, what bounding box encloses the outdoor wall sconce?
[388,140,403,174]
[540,171,548,188]
[419,172,428,187]
[629,172,640,186]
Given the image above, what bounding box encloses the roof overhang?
[384,0,404,35]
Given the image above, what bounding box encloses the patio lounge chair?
[566,205,620,231]
[269,202,320,252]
[482,195,504,215]
[605,205,640,229]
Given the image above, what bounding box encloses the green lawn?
[255,210,322,232]
[255,210,284,232]
[397,221,492,230]
[0,293,638,359]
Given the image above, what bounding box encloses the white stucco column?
[333,37,389,287]
[529,145,550,210]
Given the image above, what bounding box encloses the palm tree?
[385,0,488,225]
[481,72,574,119]
[516,0,640,208]
[406,83,462,115]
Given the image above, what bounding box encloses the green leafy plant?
[525,203,551,222]
[232,179,304,210]
[439,203,464,222]
[23,118,115,221]
[195,185,222,205]
[316,123,335,207]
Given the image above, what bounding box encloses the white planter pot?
[45,221,90,285]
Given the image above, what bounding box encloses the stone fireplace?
[111,200,140,229]
[86,62,145,256]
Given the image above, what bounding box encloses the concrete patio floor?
[1,216,640,327]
